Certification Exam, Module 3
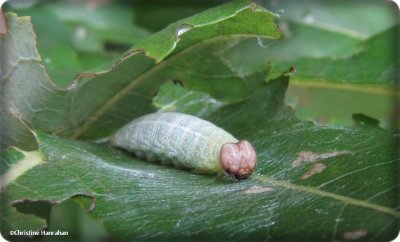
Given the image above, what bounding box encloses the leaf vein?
[253,175,400,217]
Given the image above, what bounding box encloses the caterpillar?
[111,112,256,180]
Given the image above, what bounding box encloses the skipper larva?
[111,112,256,179]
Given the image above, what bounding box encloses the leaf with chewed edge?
[2,77,399,241]
[1,0,281,150]
[0,148,47,240]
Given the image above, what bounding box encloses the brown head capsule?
[220,140,257,180]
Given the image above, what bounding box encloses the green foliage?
[0,0,399,241]
[2,78,399,241]
[1,1,280,150]
[223,0,399,127]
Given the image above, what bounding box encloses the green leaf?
[0,147,44,191]
[10,7,82,87]
[263,0,398,37]
[153,81,224,116]
[2,77,399,241]
[0,148,46,240]
[224,21,398,85]
[220,0,399,128]
[273,23,399,128]
[1,0,281,149]
[268,25,399,85]
[284,84,396,129]
[223,0,399,79]
[222,22,363,77]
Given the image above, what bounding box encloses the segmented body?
[111,112,238,173]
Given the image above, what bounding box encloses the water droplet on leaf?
[176,24,192,37]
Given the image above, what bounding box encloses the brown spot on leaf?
[244,186,273,194]
[292,151,318,167]
[343,229,367,240]
[301,162,326,180]
[292,150,351,168]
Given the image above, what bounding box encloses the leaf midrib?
[253,174,400,217]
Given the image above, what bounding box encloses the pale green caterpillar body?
[111,112,256,179]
